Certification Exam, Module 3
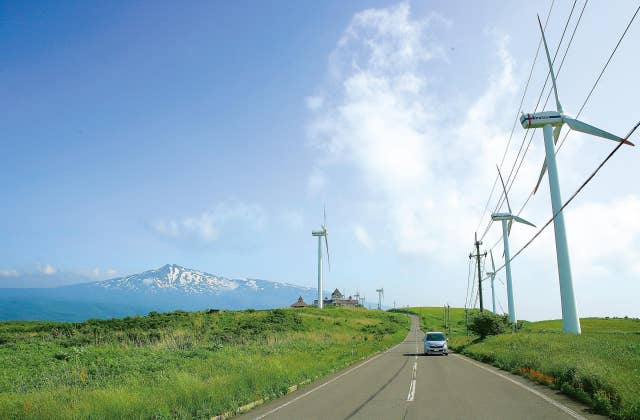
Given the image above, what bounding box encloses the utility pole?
[469,232,487,312]
[447,304,451,335]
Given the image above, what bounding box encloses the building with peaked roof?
[313,288,359,308]
[290,296,309,308]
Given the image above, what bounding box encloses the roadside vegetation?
[0,307,409,418]
[396,307,640,419]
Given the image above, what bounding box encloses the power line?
[510,0,635,224]
[489,0,580,222]
[479,0,579,243]
[505,0,587,200]
[464,255,473,309]
[493,121,640,274]
[556,3,640,154]
[474,0,556,233]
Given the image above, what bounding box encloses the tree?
[469,312,511,338]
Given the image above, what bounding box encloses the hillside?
[401,307,640,419]
[0,307,409,418]
[0,264,319,321]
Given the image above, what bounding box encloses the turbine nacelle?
[491,212,536,228]
[520,111,563,129]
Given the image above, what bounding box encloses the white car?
[424,331,448,355]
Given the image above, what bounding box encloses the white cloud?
[80,267,119,278]
[0,269,19,277]
[354,225,374,250]
[307,2,517,262]
[151,201,266,245]
[547,195,640,276]
[305,95,324,110]
[37,263,57,275]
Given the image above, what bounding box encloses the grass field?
[0,307,409,418]
[398,307,640,419]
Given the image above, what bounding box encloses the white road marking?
[253,329,410,419]
[407,328,419,402]
[452,354,586,420]
[407,379,416,401]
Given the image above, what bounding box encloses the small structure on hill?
[313,288,358,308]
[290,296,309,308]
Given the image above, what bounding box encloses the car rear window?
[426,333,446,341]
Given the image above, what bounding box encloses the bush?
[469,312,511,338]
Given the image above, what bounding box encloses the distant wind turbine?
[485,250,497,314]
[492,167,535,325]
[376,288,384,310]
[312,207,330,309]
[520,16,634,334]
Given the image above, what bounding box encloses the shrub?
[469,312,511,338]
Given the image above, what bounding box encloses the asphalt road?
[238,315,603,420]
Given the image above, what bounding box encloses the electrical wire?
[478,1,579,243]
[556,3,640,154]
[474,0,556,233]
[492,120,640,274]
[507,0,636,229]
[489,0,580,221]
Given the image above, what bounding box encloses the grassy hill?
[0,307,409,418]
[399,307,640,419]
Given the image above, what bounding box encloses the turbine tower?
[376,288,384,310]
[492,167,535,325]
[311,207,330,309]
[485,250,497,314]
[520,16,634,333]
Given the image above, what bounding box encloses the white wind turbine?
[520,16,635,334]
[376,288,384,310]
[312,207,330,309]
[492,167,535,325]
[485,250,497,314]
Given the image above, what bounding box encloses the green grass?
[399,308,640,419]
[0,307,409,418]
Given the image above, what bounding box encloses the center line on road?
[407,329,418,402]
[253,318,417,419]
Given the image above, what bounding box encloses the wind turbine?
[312,207,330,309]
[376,288,384,310]
[520,16,634,334]
[492,167,535,325]
[485,250,497,314]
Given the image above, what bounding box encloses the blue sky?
[2,1,639,320]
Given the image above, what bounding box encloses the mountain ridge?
[0,264,318,322]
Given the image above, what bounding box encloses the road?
[238,315,604,420]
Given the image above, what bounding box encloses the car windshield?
[426,333,446,341]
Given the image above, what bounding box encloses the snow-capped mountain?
[0,264,318,322]
[98,264,313,295]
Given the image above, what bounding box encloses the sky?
[2,0,639,320]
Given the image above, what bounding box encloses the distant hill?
[0,264,318,322]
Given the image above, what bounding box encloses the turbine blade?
[323,204,327,227]
[564,118,635,146]
[496,165,511,214]
[553,125,561,144]
[324,235,330,271]
[490,249,496,272]
[513,215,536,227]
[533,126,561,194]
[537,15,563,113]
[507,219,513,237]
[533,158,548,194]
